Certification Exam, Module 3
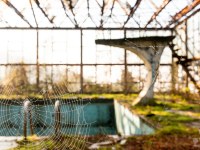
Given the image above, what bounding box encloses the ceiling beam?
[2,0,32,27]
[60,0,77,27]
[166,0,200,27]
[34,0,55,25]
[63,0,78,27]
[123,0,142,27]
[29,0,38,27]
[145,0,171,28]
[116,0,129,15]
[99,0,106,27]
[148,0,158,9]
[85,0,97,27]
[0,27,173,30]
[110,0,116,17]
[101,0,116,26]
[175,8,200,28]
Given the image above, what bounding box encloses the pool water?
[0,99,154,136]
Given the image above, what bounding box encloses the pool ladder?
[23,100,34,140]
[54,100,61,136]
[23,100,61,139]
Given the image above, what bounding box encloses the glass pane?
[82,30,96,64]
[39,30,81,64]
[127,51,143,64]
[83,66,96,83]
[96,65,111,84]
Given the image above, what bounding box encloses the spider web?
[0,67,94,150]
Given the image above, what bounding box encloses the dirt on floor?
[122,135,200,150]
[87,134,200,150]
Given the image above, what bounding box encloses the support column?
[171,57,178,93]
[127,45,165,105]
[96,36,174,105]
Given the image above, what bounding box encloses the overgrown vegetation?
[13,135,87,150]
[10,93,200,149]
[102,93,200,149]
[0,63,143,96]
[1,64,34,95]
[128,94,200,135]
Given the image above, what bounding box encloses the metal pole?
[80,30,83,93]
[185,21,189,88]
[24,104,27,140]
[54,100,61,135]
[29,108,34,135]
[23,100,34,139]
[124,30,128,94]
[36,30,40,91]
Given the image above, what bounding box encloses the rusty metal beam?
[60,0,77,27]
[167,0,200,27]
[66,0,78,27]
[110,0,116,17]
[0,27,173,30]
[29,0,38,27]
[98,0,110,14]
[116,0,129,15]
[34,0,54,25]
[100,0,116,26]
[148,0,158,9]
[2,0,32,27]
[123,0,142,27]
[99,0,106,27]
[85,0,97,27]
[87,0,89,15]
[175,8,200,28]
[0,63,172,66]
[145,0,171,28]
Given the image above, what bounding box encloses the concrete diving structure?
[96,36,174,105]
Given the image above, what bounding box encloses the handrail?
[23,100,34,140]
[54,100,61,135]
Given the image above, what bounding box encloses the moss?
[126,95,200,136]
[0,93,138,101]
[13,135,87,150]
[99,144,123,150]
[157,125,198,135]
[5,93,200,149]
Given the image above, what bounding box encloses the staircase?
[168,43,200,94]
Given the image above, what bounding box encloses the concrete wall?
[114,100,154,136]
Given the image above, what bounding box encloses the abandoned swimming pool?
[0,99,154,137]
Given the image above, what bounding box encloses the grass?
[0,93,138,101]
